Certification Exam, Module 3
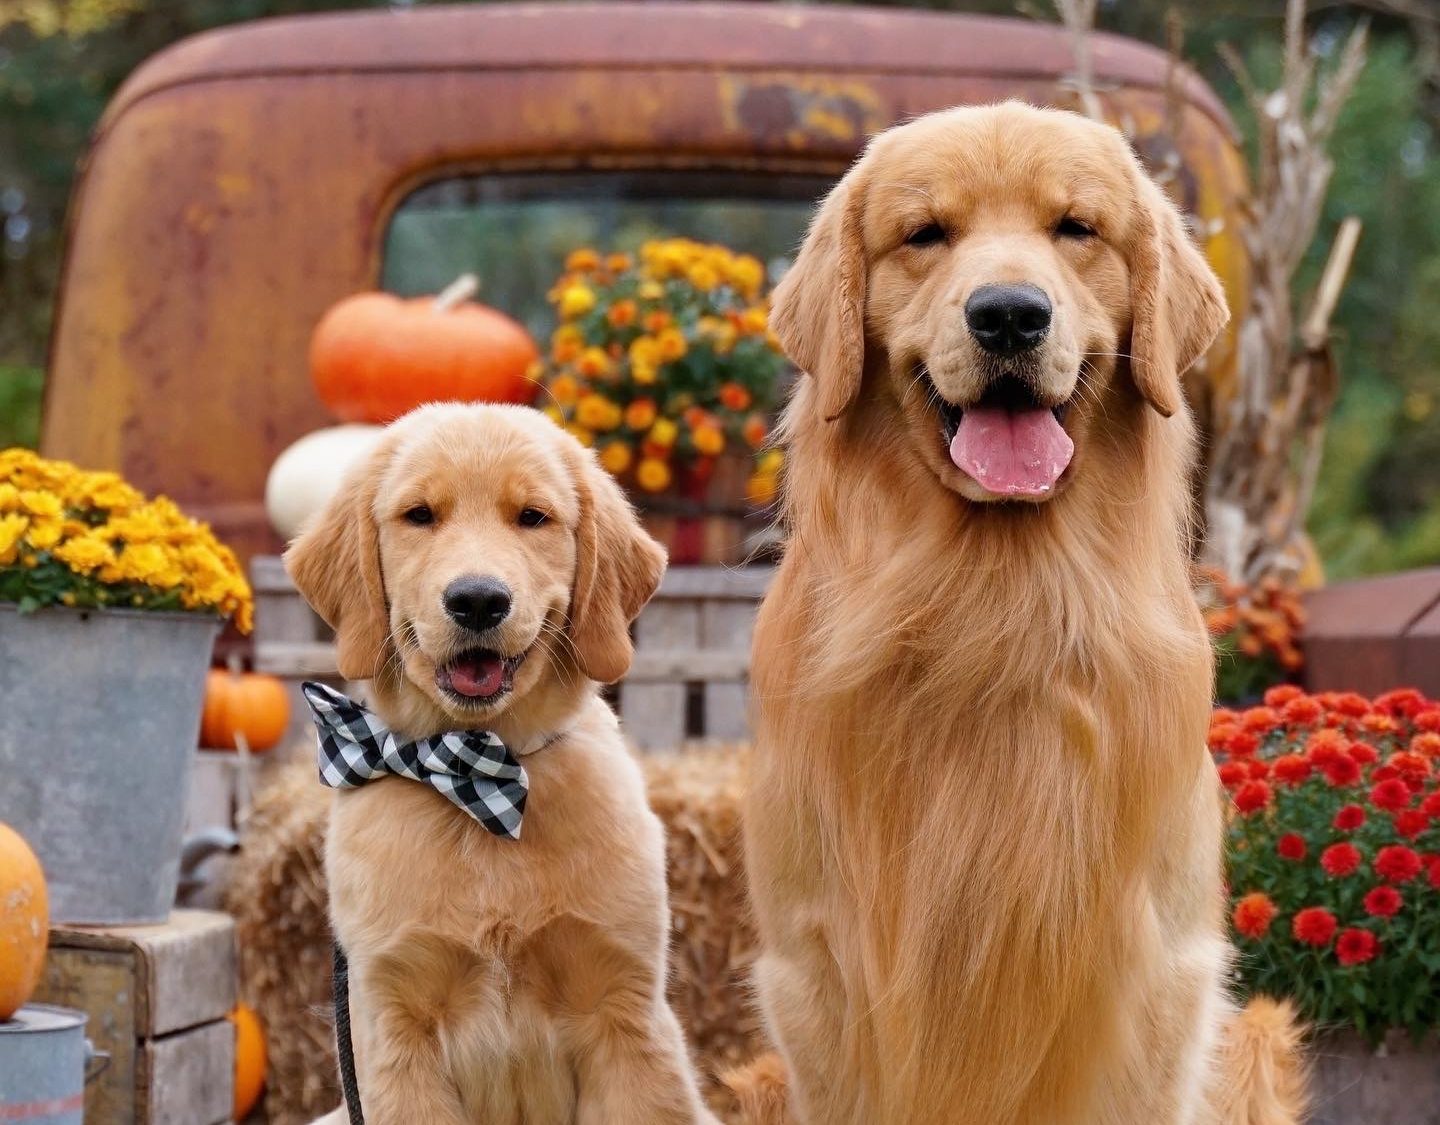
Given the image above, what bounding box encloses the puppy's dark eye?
[904,223,946,247]
[1055,216,1096,239]
[518,507,548,528]
[403,505,434,527]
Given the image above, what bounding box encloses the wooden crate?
[33,910,236,1125]
[249,556,773,751]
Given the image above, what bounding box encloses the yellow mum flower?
[18,489,61,518]
[757,449,784,475]
[624,398,658,431]
[0,513,28,565]
[656,328,687,363]
[729,255,765,298]
[564,248,601,272]
[576,393,622,432]
[576,347,613,380]
[605,252,633,273]
[693,424,725,457]
[25,516,63,551]
[648,418,678,449]
[740,305,769,334]
[54,534,115,573]
[566,424,596,448]
[747,472,779,507]
[638,280,664,302]
[542,404,565,425]
[548,374,581,407]
[0,483,19,512]
[688,262,720,291]
[636,457,672,493]
[558,284,597,320]
[599,442,633,475]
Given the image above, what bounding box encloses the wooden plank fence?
[248,556,772,751]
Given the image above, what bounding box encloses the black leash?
[333,941,365,1125]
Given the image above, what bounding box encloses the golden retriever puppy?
[285,404,719,1125]
[734,103,1304,1125]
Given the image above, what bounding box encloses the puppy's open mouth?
[436,649,526,706]
[923,369,1075,498]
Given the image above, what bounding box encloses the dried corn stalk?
[1204,0,1368,586]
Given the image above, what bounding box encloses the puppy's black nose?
[443,576,511,632]
[965,284,1053,355]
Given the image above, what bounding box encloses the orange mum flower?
[1264,685,1305,707]
[1233,893,1277,939]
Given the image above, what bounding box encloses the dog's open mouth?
[437,649,526,705]
[924,369,1075,497]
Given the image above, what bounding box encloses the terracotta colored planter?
[1310,1030,1440,1125]
[634,452,764,566]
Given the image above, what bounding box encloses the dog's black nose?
[443,576,511,632]
[965,284,1053,355]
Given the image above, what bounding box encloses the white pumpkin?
[265,425,383,541]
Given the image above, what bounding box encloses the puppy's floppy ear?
[567,448,667,684]
[771,176,867,422]
[1126,169,1230,417]
[283,445,391,681]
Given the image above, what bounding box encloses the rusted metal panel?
[1303,570,1440,696]
[43,2,1249,564]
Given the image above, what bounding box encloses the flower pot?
[0,605,219,924]
[1309,1029,1440,1124]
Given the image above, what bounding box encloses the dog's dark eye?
[403,505,434,527]
[1055,216,1096,239]
[904,223,946,248]
[518,507,548,528]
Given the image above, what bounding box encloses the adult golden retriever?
[286,404,718,1125]
[733,104,1304,1125]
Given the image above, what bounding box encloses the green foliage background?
[2,0,1438,576]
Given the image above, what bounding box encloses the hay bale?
[224,747,763,1123]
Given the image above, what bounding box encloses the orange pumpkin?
[229,1002,267,1120]
[0,822,48,1020]
[310,274,540,423]
[200,669,290,752]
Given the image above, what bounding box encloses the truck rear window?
[381,170,827,338]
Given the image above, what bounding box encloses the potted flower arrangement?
[1212,685,1440,1122]
[0,448,252,924]
[1197,566,1305,704]
[537,239,788,563]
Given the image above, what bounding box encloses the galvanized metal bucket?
[0,1004,107,1125]
[0,605,219,924]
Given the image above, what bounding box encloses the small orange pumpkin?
[200,669,290,752]
[0,822,48,1020]
[229,1002,267,1120]
[310,274,540,423]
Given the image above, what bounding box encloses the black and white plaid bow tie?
[300,681,528,840]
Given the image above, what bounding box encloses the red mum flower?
[1336,927,1380,966]
[1375,845,1423,884]
[1323,755,1362,788]
[1264,685,1305,707]
[1233,892,1277,939]
[1233,780,1272,815]
[1347,741,1380,766]
[1227,731,1261,758]
[1248,758,1272,781]
[1334,804,1367,831]
[1422,792,1440,820]
[1394,810,1430,839]
[1321,842,1361,877]
[1277,834,1307,861]
[1307,729,1347,759]
[1292,906,1338,947]
[1363,885,1403,918]
[1376,688,1426,717]
[1371,779,1413,812]
[1415,710,1440,734]
[1217,761,1249,790]
[1242,706,1282,731]
[1413,732,1440,757]
[1334,693,1372,718]
[1372,764,1400,784]
[1208,722,1240,752]
[1282,696,1323,725]
[1272,754,1312,787]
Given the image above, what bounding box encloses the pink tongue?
[447,654,505,698]
[949,406,1074,496]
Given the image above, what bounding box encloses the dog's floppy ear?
[771,176,868,422]
[1126,170,1230,417]
[283,445,391,681]
[567,449,667,684]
